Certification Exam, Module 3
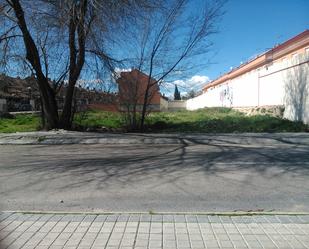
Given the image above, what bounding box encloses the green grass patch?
[0,114,40,133]
[145,108,308,133]
[1,107,308,133]
[74,109,123,129]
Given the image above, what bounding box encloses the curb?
[0,137,184,145]
[2,210,309,216]
[0,132,309,146]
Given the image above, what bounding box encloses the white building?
[187,30,309,124]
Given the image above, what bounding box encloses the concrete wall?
[187,52,309,124]
[119,104,161,112]
[168,100,187,111]
[283,55,309,124]
[187,70,260,110]
[160,97,168,111]
[0,98,7,112]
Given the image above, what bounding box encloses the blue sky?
[204,0,309,80]
[2,0,308,96]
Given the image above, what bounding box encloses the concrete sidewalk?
[1,212,309,249]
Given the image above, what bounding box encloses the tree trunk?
[11,0,59,129]
[140,85,150,131]
[60,84,75,129]
[40,97,45,129]
[39,81,59,129]
[59,1,86,129]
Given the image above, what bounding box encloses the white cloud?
[114,67,131,73]
[162,75,210,97]
[113,67,132,80]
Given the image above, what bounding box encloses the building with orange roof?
[187,30,309,124]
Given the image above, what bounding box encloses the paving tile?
[298,215,309,223]
[208,216,221,223]
[174,215,186,223]
[106,215,118,222]
[1,213,309,249]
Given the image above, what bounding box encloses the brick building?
[0,74,118,112]
[117,69,168,112]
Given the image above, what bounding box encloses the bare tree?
[119,0,224,130]
[116,69,159,130]
[182,89,198,100]
[0,0,159,129]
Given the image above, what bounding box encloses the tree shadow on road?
[1,134,309,194]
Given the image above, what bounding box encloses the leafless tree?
[182,89,198,100]
[0,0,159,129]
[116,69,159,130]
[119,0,225,130]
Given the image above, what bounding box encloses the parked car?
[19,103,32,111]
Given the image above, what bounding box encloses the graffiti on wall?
[219,85,233,107]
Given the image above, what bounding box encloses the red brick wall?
[117,70,161,106]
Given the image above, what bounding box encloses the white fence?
[186,54,309,124]
[168,100,187,111]
[160,97,169,111]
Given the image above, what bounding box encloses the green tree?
[174,85,181,100]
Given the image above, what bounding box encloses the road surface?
[0,133,309,212]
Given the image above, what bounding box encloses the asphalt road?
[1,134,309,212]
